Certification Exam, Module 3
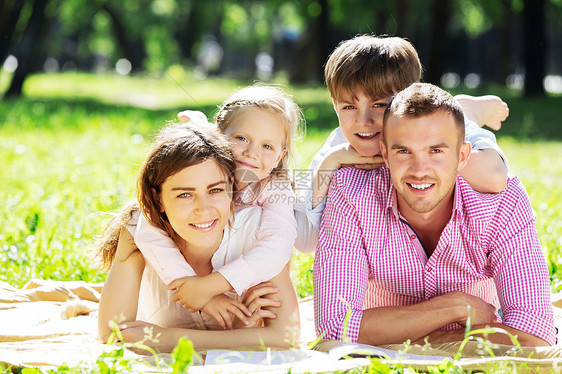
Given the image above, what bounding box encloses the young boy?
[293,35,510,253]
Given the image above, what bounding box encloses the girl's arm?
[133,214,192,286]
[216,180,297,295]
[115,268,300,352]
[98,228,145,339]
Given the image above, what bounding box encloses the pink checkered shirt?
[314,166,556,345]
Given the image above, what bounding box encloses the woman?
[96,122,299,352]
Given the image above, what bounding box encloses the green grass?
[0,73,561,373]
[1,71,561,295]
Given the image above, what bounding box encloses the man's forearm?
[357,299,465,345]
[357,291,498,346]
[414,323,550,347]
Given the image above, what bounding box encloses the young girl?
[133,84,304,327]
[97,123,299,351]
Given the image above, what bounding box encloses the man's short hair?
[383,83,465,146]
[324,35,422,101]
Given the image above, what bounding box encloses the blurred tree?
[0,0,25,67]
[100,1,147,72]
[426,0,452,85]
[289,0,330,82]
[5,0,51,98]
[523,0,546,96]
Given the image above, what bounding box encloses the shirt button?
[427,267,433,272]
[410,234,416,240]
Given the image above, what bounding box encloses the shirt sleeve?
[294,198,324,254]
[217,182,297,295]
[294,128,347,254]
[133,213,192,286]
[464,116,510,172]
[489,180,556,345]
[313,171,370,343]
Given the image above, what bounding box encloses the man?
[313,83,556,346]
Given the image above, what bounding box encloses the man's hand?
[201,294,252,329]
[441,291,498,327]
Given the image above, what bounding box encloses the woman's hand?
[102,320,167,354]
[201,294,251,330]
[233,282,281,329]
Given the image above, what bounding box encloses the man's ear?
[457,142,472,171]
[380,140,389,167]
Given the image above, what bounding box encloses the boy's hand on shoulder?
[323,143,384,171]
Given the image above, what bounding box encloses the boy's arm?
[312,144,384,209]
[459,148,507,193]
[455,94,509,131]
[461,119,509,193]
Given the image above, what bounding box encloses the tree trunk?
[0,0,25,65]
[289,0,329,83]
[498,0,511,85]
[523,0,546,96]
[173,2,200,61]
[395,0,411,40]
[5,0,49,98]
[101,3,146,72]
[426,0,452,85]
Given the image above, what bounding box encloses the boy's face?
[332,88,393,157]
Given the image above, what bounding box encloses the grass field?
[1,71,561,373]
[1,71,561,299]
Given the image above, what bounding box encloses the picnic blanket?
[1,279,562,372]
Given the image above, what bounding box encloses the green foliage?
[0,73,561,374]
[171,338,199,373]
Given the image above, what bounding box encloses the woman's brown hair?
[94,121,236,272]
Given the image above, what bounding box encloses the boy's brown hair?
[324,35,422,101]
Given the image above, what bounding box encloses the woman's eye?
[235,136,247,142]
[373,102,388,108]
[397,150,409,154]
[343,105,356,110]
[210,188,224,194]
[178,192,192,198]
[263,144,273,150]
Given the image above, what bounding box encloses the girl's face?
[159,159,232,255]
[223,108,287,189]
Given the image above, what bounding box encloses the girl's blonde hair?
[214,83,304,179]
[94,121,236,272]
